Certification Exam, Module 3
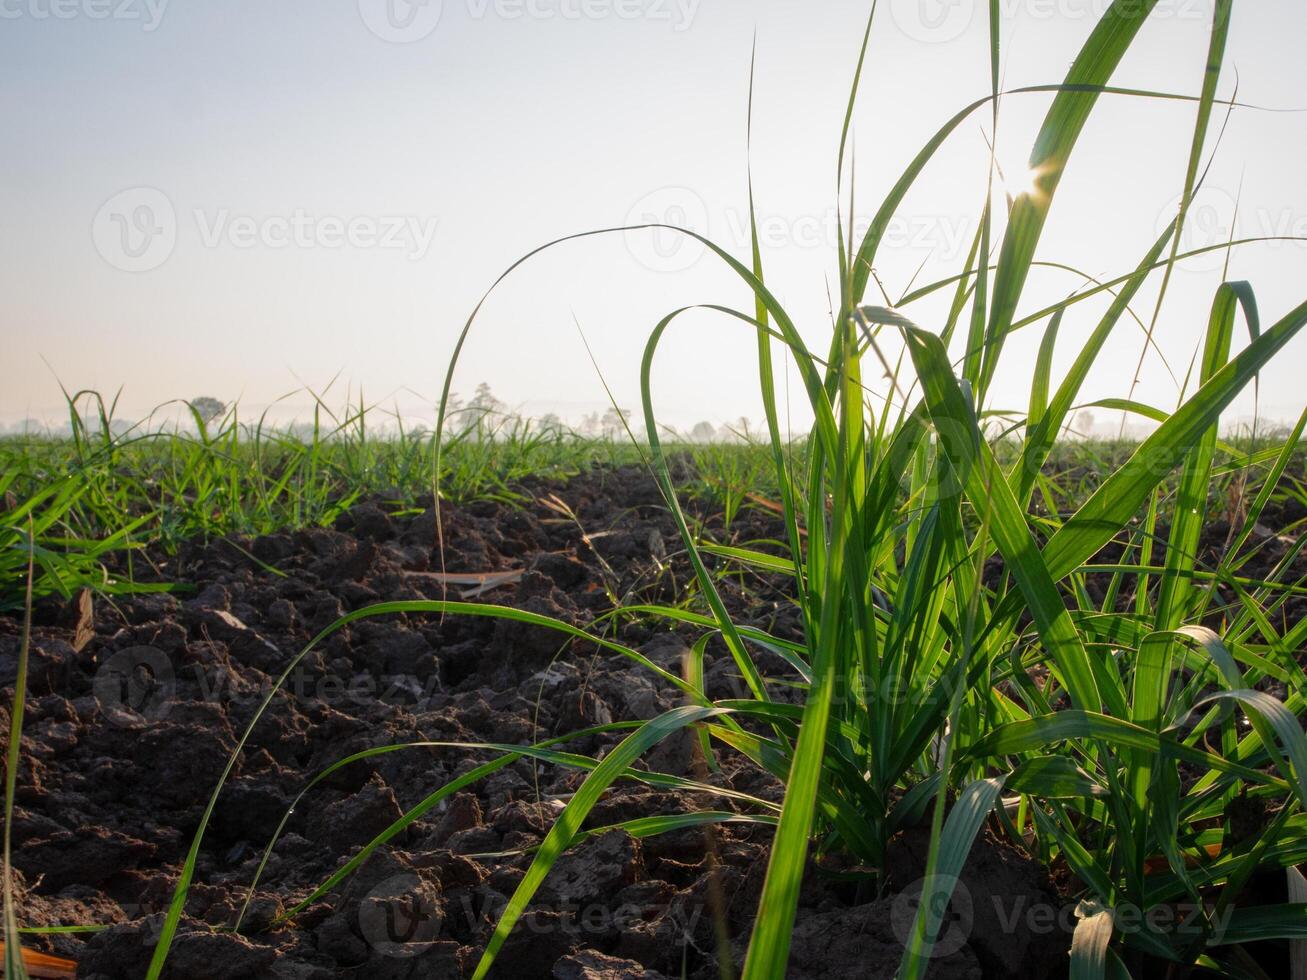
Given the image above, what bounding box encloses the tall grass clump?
[135,3,1307,979]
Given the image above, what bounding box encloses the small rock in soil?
[553,949,671,979]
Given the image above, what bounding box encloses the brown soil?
[10,463,1294,979]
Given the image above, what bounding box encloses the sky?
[3,0,1306,436]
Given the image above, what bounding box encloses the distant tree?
[469,382,501,415]
[580,412,601,436]
[717,417,753,443]
[1075,410,1096,438]
[690,420,716,443]
[539,413,564,434]
[460,383,506,440]
[189,396,226,424]
[3,419,47,437]
[600,407,630,439]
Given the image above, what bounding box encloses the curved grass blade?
[472,705,726,979]
[1069,904,1116,980]
[147,599,711,977]
[1043,295,1307,581]
[1210,904,1307,946]
[1197,688,1307,805]
[969,709,1286,791]
[898,777,1006,980]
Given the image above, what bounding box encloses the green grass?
[5,2,1307,979]
[0,389,642,610]
[422,2,1307,977]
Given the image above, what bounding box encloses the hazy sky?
[3,0,1306,434]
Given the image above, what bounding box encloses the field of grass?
[5,2,1307,979]
[0,395,648,611]
[1,406,1301,613]
[3,404,1304,979]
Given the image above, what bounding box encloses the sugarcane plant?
[129,2,1307,979]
